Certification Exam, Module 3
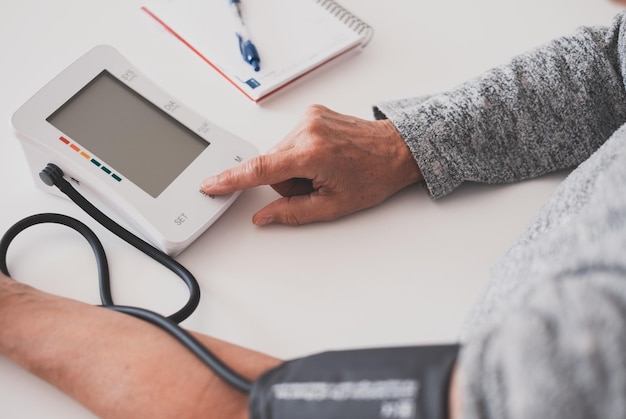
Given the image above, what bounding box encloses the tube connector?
[39,163,65,187]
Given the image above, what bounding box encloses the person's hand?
[201,105,423,225]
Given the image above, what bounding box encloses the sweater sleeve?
[374,13,626,198]
[460,254,626,419]
[456,118,626,418]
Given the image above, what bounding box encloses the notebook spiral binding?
[315,0,374,47]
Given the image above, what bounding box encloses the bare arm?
[449,365,462,419]
[0,272,464,419]
[0,272,280,419]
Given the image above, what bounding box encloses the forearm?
[1,273,471,419]
[0,273,280,419]
[376,13,626,198]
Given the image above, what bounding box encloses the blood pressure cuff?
[249,344,460,419]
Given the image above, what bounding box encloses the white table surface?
[0,0,621,417]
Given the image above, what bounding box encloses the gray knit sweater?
[374,12,626,419]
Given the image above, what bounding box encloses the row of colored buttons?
[58,136,122,182]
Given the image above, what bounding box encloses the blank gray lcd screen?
[47,70,209,198]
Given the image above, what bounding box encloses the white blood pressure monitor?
[12,45,258,255]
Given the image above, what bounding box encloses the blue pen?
[229,0,261,72]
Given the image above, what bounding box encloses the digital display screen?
[47,70,209,198]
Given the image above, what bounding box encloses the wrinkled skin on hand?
[202,105,422,225]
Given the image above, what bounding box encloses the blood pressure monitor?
[12,45,258,255]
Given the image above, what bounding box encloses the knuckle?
[219,167,239,184]
[302,105,330,136]
[283,197,304,226]
[243,155,270,180]
[304,104,328,118]
[284,213,302,226]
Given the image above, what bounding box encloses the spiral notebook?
[141,0,373,103]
